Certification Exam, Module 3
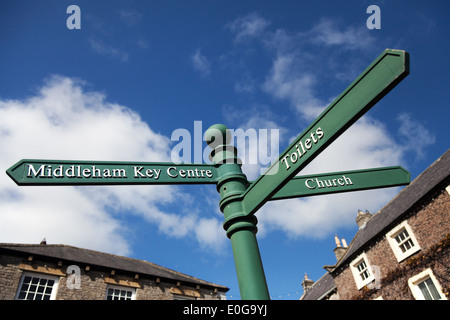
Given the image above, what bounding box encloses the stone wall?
[0,254,224,300]
[333,185,450,300]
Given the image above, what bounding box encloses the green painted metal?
[5,49,412,301]
[242,49,410,216]
[229,226,269,300]
[206,124,270,300]
[266,166,411,201]
[6,159,218,185]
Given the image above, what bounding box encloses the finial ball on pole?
[205,124,232,148]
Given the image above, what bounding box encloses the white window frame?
[15,272,60,300]
[105,284,136,300]
[386,220,421,262]
[350,253,375,289]
[408,268,447,300]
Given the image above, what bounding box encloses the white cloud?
[119,10,143,26]
[191,49,211,77]
[260,18,377,120]
[263,53,326,120]
[222,105,288,181]
[89,38,129,62]
[308,18,375,50]
[0,75,226,255]
[258,188,397,239]
[397,112,435,161]
[194,218,226,251]
[226,12,270,42]
[257,116,405,238]
[137,38,149,49]
[234,73,257,94]
[301,117,404,174]
[219,14,434,242]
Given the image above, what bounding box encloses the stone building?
[301,149,450,300]
[0,242,228,300]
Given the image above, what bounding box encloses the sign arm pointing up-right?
[241,49,410,216]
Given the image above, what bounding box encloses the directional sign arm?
[241,49,409,216]
[6,159,218,186]
[265,166,410,201]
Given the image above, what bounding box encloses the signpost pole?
[206,124,270,300]
[5,49,411,301]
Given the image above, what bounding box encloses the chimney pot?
[334,234,341,247]
[333,234,348,261]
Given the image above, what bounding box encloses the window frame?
[105,284,136,300]
[408,268,447,300]
[386,220,421,262]
[15,272,60,300]
[350,253,375,289]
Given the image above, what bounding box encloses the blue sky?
[0,1,448,299]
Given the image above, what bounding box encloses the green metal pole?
[206,124,270,300]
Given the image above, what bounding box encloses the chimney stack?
[356,209,373,229]
[333,234,348,261]
[301,273,314,293]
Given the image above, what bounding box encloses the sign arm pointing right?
[241,49,410,216]
[266,166,411,201]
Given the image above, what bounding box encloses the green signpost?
[241,49,410,217]
[6,159,218,185]
[6,49,411,300]
[267,166,411,201]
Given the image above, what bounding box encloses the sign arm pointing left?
[6,159,218,186]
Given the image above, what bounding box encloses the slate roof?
[301,149,450,300]
[301,272,336,300]
[0,243,228,292]
[334,148,450,271]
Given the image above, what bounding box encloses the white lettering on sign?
[27,165,127,179]
[281,127,324,170]
[133,166,161,179]
[166,167,213,179]
[26,164,214,181]
[305,175,353,189]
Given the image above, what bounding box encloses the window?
[395,229,414,253]
[106,285,136,300]
[408,269,447,300]
[418,278,441,300]
[350,253,375,289]
[356,260,371,281]
[386,221,421,262]
[15,273,59,300]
